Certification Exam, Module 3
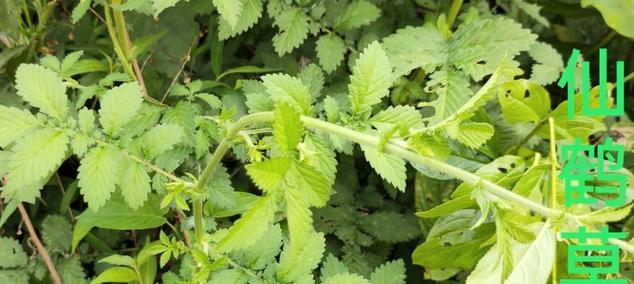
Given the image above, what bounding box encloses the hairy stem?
[17,203,62,284]
[195,111,634,254]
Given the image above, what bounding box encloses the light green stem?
[104,1,135,79]
[194,112,634,253]
[446,0,463,28]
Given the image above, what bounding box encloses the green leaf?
[361,145,406,191]
[285,186,313,257]
[132,30,168,59]
[578,204,633,224]
[233,224,283,270]
[140,124,184,158]
[213,0,243,29]
[0,237,27,268]
[99,255,136,267]
[99,82,144,137]
[289,162,331,207]
[504,222,556,283]
[246,157,292,193]
[323,273,370,284]
[218,0,263,40]
[4,129,69,203]
[60,51,84,76]
[498,80,551,124]
[303,133,338,185]
[262,74,312,114]
[381,26,447,77]
[119,159,151,209]
[445,122,495,149]
[316,34,347,73]
[349,41,393,117]
[423,68,473,125]
[0,105,39,147]
[334,0,380,31]
[209,270,248,284]
[273,102,304,153]
[216,65,280,81]
[58,256,87,284]
[528,42,564,86]
[71,0,93,23]
[15,64,68,120]
[416,195,474,218]
[277,231,325,282]
[513,0,550,27]
[581,0,634,39]
[71,134,94,157]
[360,212,420,243]
[41,214,72,252]
[320,254,348,281]
[78,146,124,210]
[272,7,310,55]
[216,194,277,253]
[370,105,424,130]
[72,194,167,249]
[298,64,324,100]
[90,267,137,284]
[370,259,406,284]
[449,17,537,80]
[151,0,180,16]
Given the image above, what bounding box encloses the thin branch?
[17,203,62,284]
[161,44,194,102]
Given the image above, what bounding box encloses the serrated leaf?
[71,0,93,23]
[334,0,380,31]
[71,134,94,157]
[0,105,39,147]
[58,256,87,284]
[298,64,324,99]
[216,194,277,253]
[277,231,325,282]
[361,145,406,191]
[61,51,84,76]
[320,254,348,281]
[423,68,472,125]
[503,222,555,284]
[285,186,313,258]
[0,237,27,268]
[5,129,68,202]
[99,82,144,137]
[449,17,536,80]
[233,224,283,270]
[151,0,180,16]
[289,162,331,207]
[324,273,370,284]
[498,80,551,123]
[262,74,312,114]
[77,107,96,134]
[72,194,167,249]
[370,105,424,130]
[303,133,338,185]
[273,102,303,153]
[218,0,263,39]
[41,214,72,252]
[360,212,420,243]
[513,0,550,27]
[370,259,406,284]
[140,124,184,158]
[78,146,123,210]
[445,122,494,149]
[381,26,447,78]
[349,41,392,116]
[15,64,68,120]
[316,34,347,73]
[161,102,196,145]
[245,157,292,193]
[209,269,248,284]
[213,0,243,29]
[272,7,310,55]
[119,159,151,209]
[528,42,564,85]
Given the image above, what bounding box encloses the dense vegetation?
[1,0,633,283]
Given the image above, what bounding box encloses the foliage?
[1,0,634,283]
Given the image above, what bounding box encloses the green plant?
[1,0,634,283]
